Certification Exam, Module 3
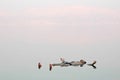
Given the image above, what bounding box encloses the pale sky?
[0,0,120,80]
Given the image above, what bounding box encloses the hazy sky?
[0,0,120,80]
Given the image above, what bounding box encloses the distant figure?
[79,59,87,67]
[38,62,42,69]
[87,61,96,69]
[49,64,52,71]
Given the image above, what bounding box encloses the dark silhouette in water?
[38,62,42,69]
[87,61,96,69]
